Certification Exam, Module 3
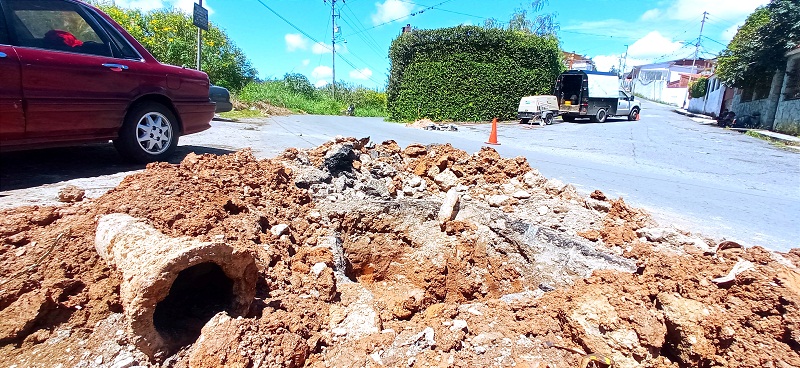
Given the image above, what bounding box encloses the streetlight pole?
[196,0,202,71]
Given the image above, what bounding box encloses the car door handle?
[0,52,7,58]
[102,63,128,70]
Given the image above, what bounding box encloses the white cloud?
[371,0,414,26]
[349,68,373,80]
[721,23,742,42]
[312,66,333,82]
[665,0,768,21]
[115,0,214,14]
[627,31,684,59]
[640,9,661,21]
[314,80,329,88]
[285,34,308,52]
[302,59,310,67]
[312,42,332,54]
[593,54,655,73]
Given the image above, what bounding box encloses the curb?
[673,109,800,148]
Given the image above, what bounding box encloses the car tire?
[628,108,640,121]
[520,118,530,124]
[591,109,607,123]
[562,115,575,122]
[115,102,179,163]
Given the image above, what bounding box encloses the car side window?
[0,7,9,44]
[619,91,627,99]
[8,0,111,57]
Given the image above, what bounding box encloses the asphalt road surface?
[2,100,798,251]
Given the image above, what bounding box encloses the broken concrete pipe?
[95,213,257,359]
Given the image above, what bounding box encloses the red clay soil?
[1,141,798,367]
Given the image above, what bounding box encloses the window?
[8,0,110,56]
[0,8,8,44]
[784,59,800,100]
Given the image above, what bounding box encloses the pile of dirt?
[1,138,798,368]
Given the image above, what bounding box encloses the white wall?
[687,76,726,117]
[632,79,686,106]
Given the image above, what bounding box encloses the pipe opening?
[153,262,234,348]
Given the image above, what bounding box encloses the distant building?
[401,24,413,34]
[627,58,714,106]
[563,52,595,71]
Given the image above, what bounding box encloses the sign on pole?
[193,3,208,31]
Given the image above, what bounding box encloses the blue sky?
[113,0,769,89]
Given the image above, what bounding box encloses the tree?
[717,0,800,89]
[95,4,256,91]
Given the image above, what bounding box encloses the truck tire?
[541,113,553,126]
[114,102,179,163]
[628,107,640,121]
[591,109,607,123]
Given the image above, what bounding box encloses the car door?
[0,4,25,141]
[617,90,631,116]
[7,0,141,140]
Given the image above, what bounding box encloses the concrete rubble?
[0,137,798,367]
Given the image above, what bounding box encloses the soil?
[1,138,798,368]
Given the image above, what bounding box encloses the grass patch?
[235,75,387,118]
[744,130,797,149]
[218,109,264,119]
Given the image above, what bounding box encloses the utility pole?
[196,0,202,70]
[330,0,338,99]
[684,11,708,108]
[622,44,629,77]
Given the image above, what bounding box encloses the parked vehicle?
[210,85,233,113]
[517,95,559,126]
[0,0,215,163]
[555,70,641,122]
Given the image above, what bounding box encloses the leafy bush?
[387,25,562,122]
[283,73,316,98]
[689,77,708,99]
[96,4,256,91]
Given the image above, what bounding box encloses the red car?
[0,0,215,162]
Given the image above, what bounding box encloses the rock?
[111,356,137,368]
[636,227,670,243]
[501,183,516,194]
[294,167,331,188]
[357,178,390,198]
[536,205,550,216]
[488,195,510,207]
[58,185,85,202]
[311,262,327,277]
[407,176,424,188]
[543,178,566,195]
[450,320,468,332]
[438,189,461,225]
[323,143,356,175]
[0,290,54,342]
[523,169,545,187]
[271,224,289,237]
[658,293,714,364]
[369,161,397,178]
[403,144,427,157]
[434,169,459,191]
[538,283,556,292]
[404,327,435,356]
[512,190,531,199]
[590,190,608,201]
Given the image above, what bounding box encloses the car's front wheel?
[115,102,178,163]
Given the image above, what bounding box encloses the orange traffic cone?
[635,111,641,121]
[486,118,500,145]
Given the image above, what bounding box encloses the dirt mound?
[1,138,798,368]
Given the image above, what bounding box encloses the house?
[563,52,595,71]
[728,46,800,134]
[687,74,735,117]
[627,58,714,106]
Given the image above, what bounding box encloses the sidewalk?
[673,108,800,148]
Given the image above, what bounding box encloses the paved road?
[2,100,798,251]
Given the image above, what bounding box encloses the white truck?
[555,70,641,122]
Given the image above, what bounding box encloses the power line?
[345,0,455,37]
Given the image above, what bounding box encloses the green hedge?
[689,77,709,99]
[387,25,562,121]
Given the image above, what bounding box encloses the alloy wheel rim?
[136,112,173,155]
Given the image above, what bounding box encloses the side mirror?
[629,96,634,101]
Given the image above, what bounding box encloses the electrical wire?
[346,0,455,37]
